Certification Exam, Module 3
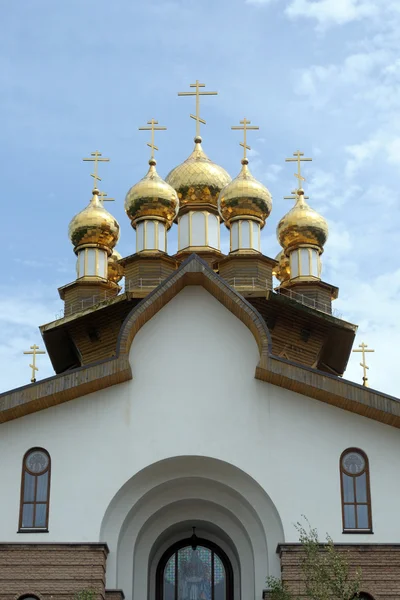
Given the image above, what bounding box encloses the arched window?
[156,537,233,600]
[19,448,51,531]
[18,596,40,600]
[340,448,372,532]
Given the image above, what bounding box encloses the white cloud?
[295,50,388,107]
[286,0,378,27]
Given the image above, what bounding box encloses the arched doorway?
[156,532,233,600]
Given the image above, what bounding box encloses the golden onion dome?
[108,249,124,284]
[125,159,179,229]
[273,250,290,283]
[69,189,120,253]
[218,158,272,227]
[165,136,231,211]
[277,190,328,251]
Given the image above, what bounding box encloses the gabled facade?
[1,107,400,600]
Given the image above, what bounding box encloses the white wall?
[1,286,400,599]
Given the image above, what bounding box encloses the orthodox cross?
[285,150,312,190]
[284,189,310,201]
[352,342,375,387]
[178,80,218,138]
[99,191,115,202]
[231,118,259,161]
[139,119,167,161]
[83,150,110,190]
[23,344,46,384]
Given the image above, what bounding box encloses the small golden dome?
[165,136,231,211]
[218,159,272,227]
[277,190,328,251]
[108,249,124,283]
[125,159,179,228]
[69,189,120,253]
[273,250,290,283]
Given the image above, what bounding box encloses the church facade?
[1,88,400,600]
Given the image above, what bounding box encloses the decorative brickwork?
[0,543,109,600]
[265,544,400,600]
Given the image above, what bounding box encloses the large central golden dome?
[165,136,231,212]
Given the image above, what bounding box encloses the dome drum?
[287,245,321,281]
[230,219,261,253]
[76,247,109,280]
[136,219,167,253]
[177,210,220,252]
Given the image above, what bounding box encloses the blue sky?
[1,0,399,395]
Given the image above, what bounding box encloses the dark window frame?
[340,447,372,533]
[156,537,233,600]
[18,447,51,532]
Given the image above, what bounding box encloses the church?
[1,82,399,600]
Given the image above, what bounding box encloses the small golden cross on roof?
[231,118,259,161]
[352,342,375,387]
[83,150,110,190]
[23,344,46,384]
[286,150,312,190]
[178,80,218,138]
[139,119,167,161]
[99,191,115,202]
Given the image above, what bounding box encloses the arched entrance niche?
[100,456,284,600]
[156,532,234,600]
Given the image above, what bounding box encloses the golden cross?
[178,80,218,138]
[284,189,310,201]
[352,342,375,387]
[139,119,167,161]
[23,344,46,384]
[231,118,259,161]
[83,150,110,190]
[286,150,312,189]
[99,191,115,202]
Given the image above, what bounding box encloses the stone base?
[264,543,400,600]
[0,543,110,600]
[122,252,178,297]
[58,279,120,316]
